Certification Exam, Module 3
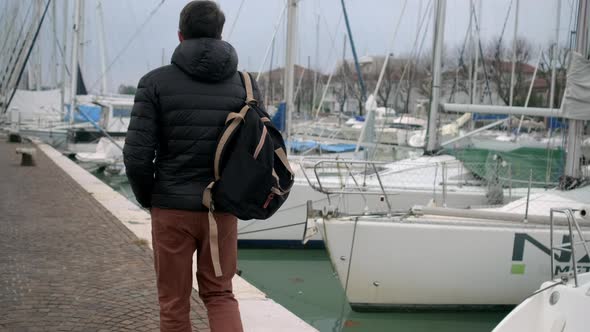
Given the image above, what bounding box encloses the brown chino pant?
[151,207,244,332]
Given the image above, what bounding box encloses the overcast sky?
[22,0,580,93]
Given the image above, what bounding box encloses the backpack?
[203,71,294,218]
[202,72,294,276]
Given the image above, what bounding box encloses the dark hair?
[179,1,225,40]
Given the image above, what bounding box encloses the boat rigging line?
[369,0,434,157]
[0,3,25,61]
[515,46,544,137]
[334,217,358,332]
[2,0,52,115]
[0,1,35,98]
[225,0,246,42]
[256,1,288,82]
[447,6,477,103]
[52,39,71,79]
[340,0,367,103]
[88,0,167,92]
[470,4,494,105]
[312,11,345,118]
[355,0,410,153]
[496,0,514,59]
[237,222,306,236]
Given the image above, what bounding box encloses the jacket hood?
[171,38,238,82]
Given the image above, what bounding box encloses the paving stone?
[0,141,209,331]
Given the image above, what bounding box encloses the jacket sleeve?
[123,75,159,208]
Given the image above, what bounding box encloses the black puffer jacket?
[123,38,262,211]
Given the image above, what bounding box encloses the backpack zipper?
[262,192,275,208]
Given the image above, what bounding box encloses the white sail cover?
[562,52,590,120]
[8,89,62,122]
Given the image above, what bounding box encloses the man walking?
[124,1,258,331]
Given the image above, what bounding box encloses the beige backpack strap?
[208,211,223,277]
[202,182,223,277]
[275,147,294,175]
[214,105,250,180]
[240,71,256,105]
[202,182,215,210]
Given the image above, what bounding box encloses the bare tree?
[416,48,449,102]
[333,60,365,116]
[332,61,350,116]
[363,55,405,110]
[447,44,472,102]
[538,44,569,108]
[486,37,532,106]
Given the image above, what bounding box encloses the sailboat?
[306,0,590,310]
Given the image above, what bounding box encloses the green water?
[238,249,508,332]
[94,172,508,331]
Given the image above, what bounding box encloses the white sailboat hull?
[493,272,590,332]
[237,183,327,247]
[318,218,590,310]
[237,179,492,248]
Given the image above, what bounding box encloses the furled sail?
[561,51,590,120]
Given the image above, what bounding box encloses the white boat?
[494,272,590,332]
[309,187,590,310]
[241,153,542,248]
[293,114,427,147]
[65,95,133,153]
[493,208,590,332]
[6,91,133,154]
[75,137,125,173]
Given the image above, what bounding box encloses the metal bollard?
[8,132,22,143]
[16,147,36,166]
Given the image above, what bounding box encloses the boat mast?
[340,0,367,104]
[60,0,68,119]
[548,0,561,111]
[565,0,589,178]
[471,0,482,104]
[425,0,447,153]
[51,0,58,88]
[97,0,108,95]
[467,0,473,104]
[0,3,15,91]
[508,0,520,109]
[78,0,85,70]
[28,1,42,91]
[284,0,298,143]
[69,0,82,125]
[312,13,320,114]
[35,0,42,91]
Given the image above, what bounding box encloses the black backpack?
[202,71,294,221]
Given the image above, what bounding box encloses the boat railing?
[549,208,590,287]
[6,108,66,131]
[297,158,501,212]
